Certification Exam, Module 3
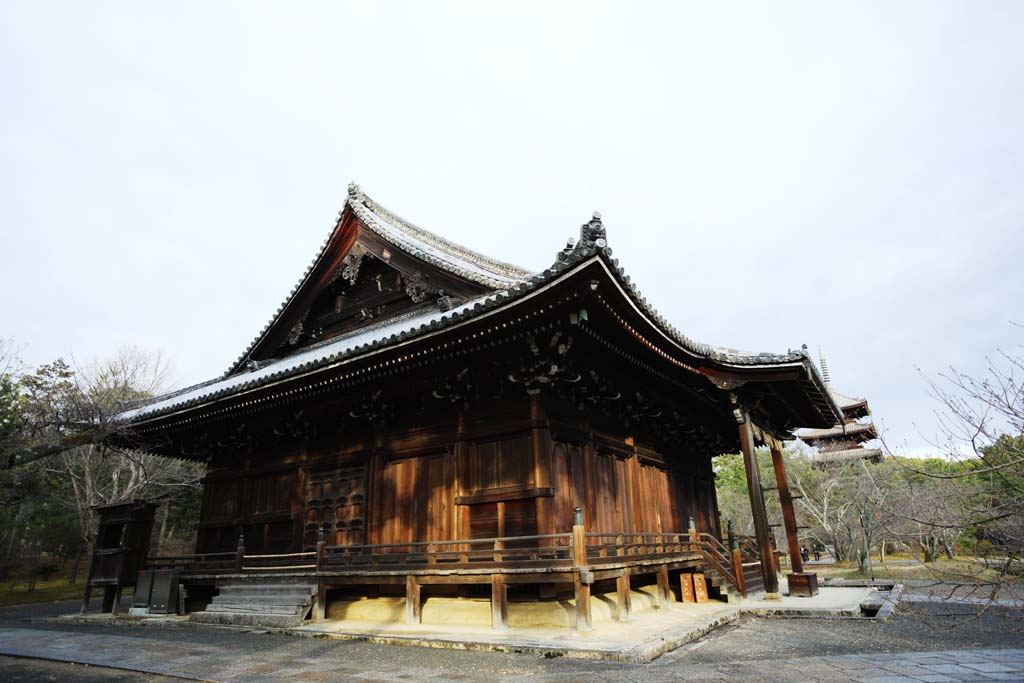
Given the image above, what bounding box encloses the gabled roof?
[225,183,532,376]
[118,189,843,427]
[348,185,531,289]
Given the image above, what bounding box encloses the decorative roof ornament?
[818,348,832,386]
[578,211,607,251]
[347,181,364,202]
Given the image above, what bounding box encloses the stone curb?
[34,589,893,664]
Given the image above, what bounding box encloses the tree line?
[0,341,202,587]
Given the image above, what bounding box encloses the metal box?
[148,570,179,614]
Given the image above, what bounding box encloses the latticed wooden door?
[304,466,367,548]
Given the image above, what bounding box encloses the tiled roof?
[350,184,531,289]
[810,447,884,464]
[224,183,532,376]
[118,195,840,424]
[796,421,878,442]
[119,295,495,421]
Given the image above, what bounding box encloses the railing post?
[316,525,326,573]
[688,516,698,550]
[235,533,246,573]
[615,533,624,557]
[572,506,592,632]
[731,535,746,597]
[493,538,503,564]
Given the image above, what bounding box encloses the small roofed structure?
[796,351,883,466]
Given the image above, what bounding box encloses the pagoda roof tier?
[117,186,844,437]
[796,421,878,444]
[810,447,884,465]
[831,388,871,420]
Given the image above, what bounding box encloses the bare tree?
[882,334,1023,615]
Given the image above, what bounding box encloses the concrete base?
[288,586,877,662]
[327,585,667,628]
[786,572,820,597]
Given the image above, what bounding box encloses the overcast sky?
[2,2,1021,455]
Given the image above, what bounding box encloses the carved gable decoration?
[231,187,532,373]
[286,255,435,349]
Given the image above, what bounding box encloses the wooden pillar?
[529,396,554,536]
[101,586,116,613]
[313,580,326,622]
[572,506,592,631]
[769,441,818,596]
[111,585,123,615]
[235,533,246,573]
[490,574,508,630]
[769,442,803,574]
[738,414,779,596]
[731,545,746,597]
[616,569,632,622]
[656,565,671,608]
[406,575,422,625]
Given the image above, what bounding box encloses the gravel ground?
[0,656,176,682]
[0,598,1021,681]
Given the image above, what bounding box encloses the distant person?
[801,546,810,563]
[813,546,821,562]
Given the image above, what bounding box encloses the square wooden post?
[737,412,780,596]
[80,585,92,615]
[111,585,123,615]
[313,580,326,622]
[769,441,819,596]
[616,568,632,622]
[572,507,592,632]
[656,565,671,608]
[406,575,422,625]
[731,544,746,597]
[490,574,508,630]
[235,533,246,573]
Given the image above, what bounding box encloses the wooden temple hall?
[92,184,845,631]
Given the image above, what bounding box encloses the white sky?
[2,2,1021,455]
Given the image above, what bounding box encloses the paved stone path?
[0,627,1022,682]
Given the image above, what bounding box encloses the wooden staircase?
[191,579,316,628]
[692,532,765,601]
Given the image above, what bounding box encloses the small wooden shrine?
[81,499,158,615]
[111,184,844,629]
[797,352,882,467]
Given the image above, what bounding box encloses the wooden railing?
[146,552,237,573]
[142,529,759,597]
[693,532,740,592]
[321,534,573,571]
[584,532,693,562]
[242,551,317,572]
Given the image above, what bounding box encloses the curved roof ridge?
[350,183,532,282]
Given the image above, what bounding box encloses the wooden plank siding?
[193,396,723,556]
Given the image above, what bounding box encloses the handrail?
[146,530,746,578]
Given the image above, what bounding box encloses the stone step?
[217,583,316,595]
[190,611,306,629]
[205,603,305,616]
[215,589,315,600]
[211,596,313,607]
